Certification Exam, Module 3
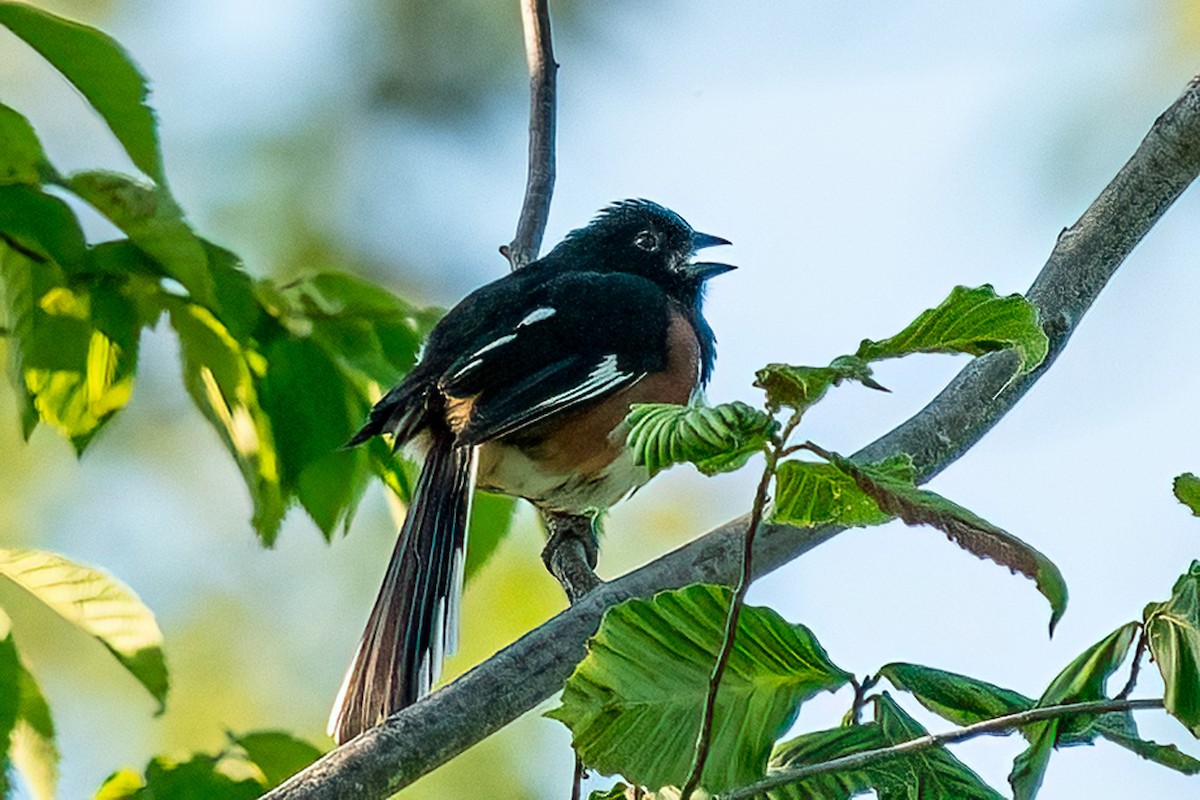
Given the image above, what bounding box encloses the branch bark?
[502,0,557,270]
[724,697,1166,799]
[264,74,1200,800]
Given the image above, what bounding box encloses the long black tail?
[328,431,476,744]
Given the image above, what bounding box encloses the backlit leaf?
[755,355,887,413]
[773,455,915,528]
[625,401,776,478]
[10,660,58,800]
[547,584,850,794]
[231,730,323,790]
[880,662,1033,729]
[856,285,1048,374]
[826,451,1067,633]
[0,548,168,710]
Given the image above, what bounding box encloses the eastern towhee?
[329,199,734,744]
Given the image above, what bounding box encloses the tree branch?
[501,0,557,270]
[264,74,1200,800]
[724,697,1166,799]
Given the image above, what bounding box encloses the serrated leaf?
[0,184,87,270]
[0,548,168,710]
[826,451,1068,633]
[67,171,215,308]
[1009,622,1139,799]
[231,730,323,790]
[0,2,164,183]
[625,401,775,478]
[10,659,58,800]
[773,455,915,528]
[1173,474,1200,517]
[880,662,1034,730]
[1144,561,1200,736]
[874,693,1006,800]
[856,285,1048,374]
[755,355,886,413]
[547,584,851,794]
[169,301,285,543]
[0,103,49,185]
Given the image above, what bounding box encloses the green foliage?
[0,103,49,185]
[625,401,776,477]
[755,355,886,414]
[773,454,915,528]
[94,730,322,798]
[855,284,1049,373]
[0,2,165,183]
[0,548,168,710]
[547,584,850,794]
[1173,474,1200,516]
[1009,622,1139,800]
[0,611,20,792]
[1144,561,1200,735]
[9,661,57,800]
[766,694,1004,800]
[822,451,1068,633]
[879,662,1033,730]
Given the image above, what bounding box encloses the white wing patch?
[518,306,556,326]
[529,354,638,414]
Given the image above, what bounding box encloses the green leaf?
[1144,561,1200,736]
[0,184,87,271]
[765,722,891,799]
[465,492,517,581]
[825,451,1068,633]
[879,662,1034,729]
[94,754,263,800]
[588,785,633,800]
[625,401,776,478]
[0,610,22,776]
[0,245,144,450]
[874,693,1005,800]
[1009,621,1139,799]
[10,659,59,800]
[66,171,215,308]
[169,301,285,543]
[1173,474,1200,517]
[231,730,323,790]
[547,584,851,794]
[0,548,168,709]
[0,2,164,183]
[0,103,50,185]
[773,454,915,528]
[856,285,1049,374]
[755,355,887,413]
[1089,712,1200,774]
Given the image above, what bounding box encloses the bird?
[328,199,734,744]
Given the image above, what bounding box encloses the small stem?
[1118,626,1149,699]
[724,697,1165,799]
[504,0,557,269]
[570,753,583,800]
[849,674,878,725]
[680,414,802,799]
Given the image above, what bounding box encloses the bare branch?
[264,74,1200,800]
[724,697,1166,799]
[502,0,557,269]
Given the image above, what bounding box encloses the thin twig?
[502,0,557,270]
[263,74,1200,800]
[723,697,1165,799]
[1118,626,1149,699]
[571,753,583,800]
[681,417,802,798]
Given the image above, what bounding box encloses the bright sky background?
[3,1,1200,798]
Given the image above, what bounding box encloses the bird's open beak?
[692,231,732,250]
[684,261,737,281]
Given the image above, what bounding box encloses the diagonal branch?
[264,74,1200,800]
[724,697,1166,799]
[502,0,557,270]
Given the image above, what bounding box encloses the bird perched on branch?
[329,199,734,744]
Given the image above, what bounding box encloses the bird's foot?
[541,510,603,604]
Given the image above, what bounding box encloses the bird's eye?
[633,230,660,252]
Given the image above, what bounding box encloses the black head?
[544,199,734,302]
